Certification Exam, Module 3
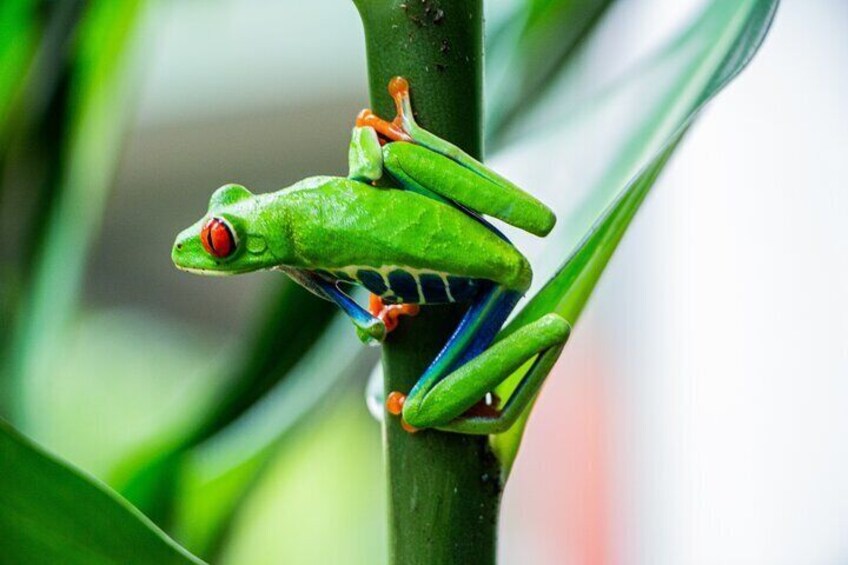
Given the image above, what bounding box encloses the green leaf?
[491,0,780,474]
[0,0,38,146]
[171,314,376,557]
[486,0,615,143]
[216,394,385,565]
[116,281,337,515]
[7,0,146,426]
[24,310,229,483]
[0,420,202,565]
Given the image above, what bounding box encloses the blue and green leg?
[385,283,571,434]
[292,270,389,345]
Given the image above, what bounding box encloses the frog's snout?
[171,239,184,261]
[171,225,203,271]
[171,237,184,267]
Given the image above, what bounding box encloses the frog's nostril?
[176,243,183,250]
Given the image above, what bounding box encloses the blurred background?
[1,0,845,564]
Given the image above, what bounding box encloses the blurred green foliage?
[0,0,778,562]
[0,419,202,564]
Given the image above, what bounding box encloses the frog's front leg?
[347,124,385,183]
[305,272,387,345]
[389,313,571,434]
[380,282,522,432]
[346,126,420,334]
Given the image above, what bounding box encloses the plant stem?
[353,1,500,563]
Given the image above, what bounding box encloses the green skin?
[173,97,570,434]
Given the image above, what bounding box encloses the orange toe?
[354,108,410,142]
[369,294,384,317]
[401,419,419,434]
[388,76,409,98]
[386,391,406,416]
[370,295,419,334]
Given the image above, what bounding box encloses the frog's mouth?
[173,265,237,276]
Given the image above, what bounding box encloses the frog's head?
[172,183,282,275]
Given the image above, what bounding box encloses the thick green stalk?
[353,2,500,563]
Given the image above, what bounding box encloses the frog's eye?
[200,217,238,259]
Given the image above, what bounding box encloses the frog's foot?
[368,294,419,333]
[384,390,502,434]
[353,77,418,143]
[356,109,411,143]
[386,391,419,433]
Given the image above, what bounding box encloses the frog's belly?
[318,266,483,305]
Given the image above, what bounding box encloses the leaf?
[0,420,202,565]
[491,0,780,475]
[24,310,229,484]
[7,0,146,426]
[0,0,37,149]
[485,0,616,144]
[216,395,385,565]
[171,314,377,557]
[116,281,337,516]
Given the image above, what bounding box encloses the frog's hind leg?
[405,313,571,434]
[384,77,556,237]
[386,283,521,431]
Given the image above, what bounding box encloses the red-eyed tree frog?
[172,78,571,434]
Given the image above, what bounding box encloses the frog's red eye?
[200,217,237,259]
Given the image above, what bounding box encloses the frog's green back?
[271,177,532,292]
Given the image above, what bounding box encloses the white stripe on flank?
[440,273,455,302]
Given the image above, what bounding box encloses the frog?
[172,77,570,434]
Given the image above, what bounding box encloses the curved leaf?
[0,420,202,565]
[486,0,615,143]
[7,0,145,426]
[116,281,336,517]
[172,314,376,557]
[0,0,37,148]
[492,0,780,475]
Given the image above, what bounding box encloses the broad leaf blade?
[172,314,377,557]
[492,0,780,474]
[8,0,146,426]
[0,0,38,148]
[116,281,336,515]
[0,420,202,565]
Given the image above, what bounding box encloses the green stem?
[353,2,500,563]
